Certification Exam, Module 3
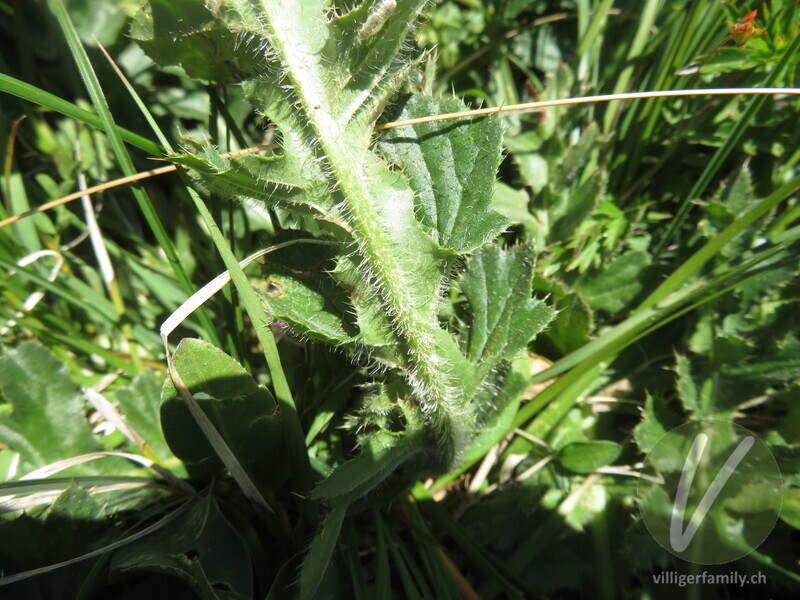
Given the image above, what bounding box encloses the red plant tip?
[729,10,765,45]
[740,10,758,24]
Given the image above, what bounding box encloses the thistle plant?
[5,0,799,597]
[135,0,553,507]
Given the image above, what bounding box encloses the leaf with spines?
[328,250,409,366]
[130,0,266,82]
[459,244,555,365]
[379,94,509,254]
[258,265,359,347]
[328,0,429,132]
[135,0,552,518]
[171,147,345,225]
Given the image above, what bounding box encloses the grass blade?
[0,72,162,155]
[299,503,347,600]
[46,0,214,343]
[655,28,800,255]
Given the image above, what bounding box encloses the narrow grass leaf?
[0,73,162,154]
[47,0,207,335]
[299,503,347,600]
[656,26,800,254]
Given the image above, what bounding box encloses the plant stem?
[261,3,473,464]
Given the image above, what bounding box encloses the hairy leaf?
[130,0,265,82]
[257,245,361,347]
[379,94,508,253]
[459,244,554,364]
[299,503,347,600]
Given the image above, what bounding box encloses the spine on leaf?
[256,1,473,465]
[132,0,554,476]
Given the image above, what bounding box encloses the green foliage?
[0,342,103,471]
[161,338,286,491]
[557,440,621,473]
[136,1,554,490]
[1,0,800,598]
[110,495,253,600]
[378,94,508,253]
[111,375,174,463]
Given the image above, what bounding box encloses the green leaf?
[492,182,539,239]
[505,129,549,192]
[544,169,605,245]
[110,375,175,464]
[328,0,429,129]
[161,339,286,491]
[311,430,421,504]
[723,482,783,514]
[780,487,800,530]
[257,243,361,347]
[0,342,102,471]
[328,251,407,366]
[0,483,113,592]
[557,441,622,473]
[700,47,762,74]
[299,504,347,600]
[110,495,253,600]
[633,396,683,455]
[462,356,530,463]
[574,251,652,314]
[675,354,702,418]
[704,165,759,259]
[550,123,600,187]
[545,292,594,355]
[130,0,265,82]
[564,481,609,532]
[65,0,128,47]
[378,94,508,253]
[721,338,800,383]
[459,244,554,363]
[47,482,102,521]
[777,389,800,445]
[173,135,345,228]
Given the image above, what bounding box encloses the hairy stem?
[260,1,472,462]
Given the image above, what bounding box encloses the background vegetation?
[1,0,799,598]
